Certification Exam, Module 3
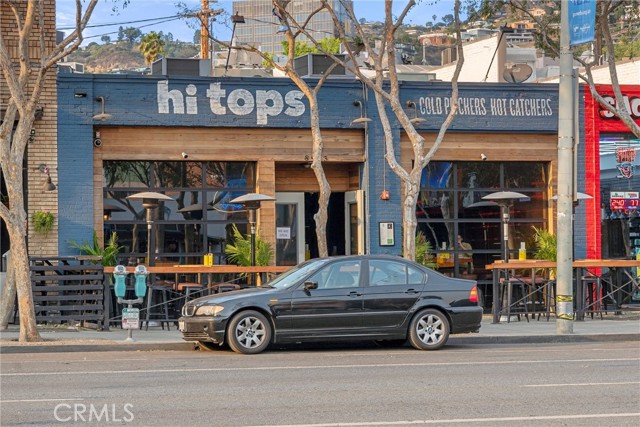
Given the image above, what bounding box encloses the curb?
[2,333,638,354]
[0,341,196,354]
[449,333,640,345]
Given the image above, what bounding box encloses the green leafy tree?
[121,26,142,45]
[101,35,111,44]
[139,31,165,64]
[281,37,341,57]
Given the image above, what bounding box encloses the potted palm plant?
[225,224,273,284]
[532,226,557,279]
[69,231,123,266]
[415,232,438,270]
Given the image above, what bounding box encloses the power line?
[57,13,188,31]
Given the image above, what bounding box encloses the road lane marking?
[1,398,84,403]
[0,357,147,364]
[241,413,640,426]
[525,381,640,387]
[1,357,638,377]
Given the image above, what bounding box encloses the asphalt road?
[1,341,639,427]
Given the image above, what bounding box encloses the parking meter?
[112,265,146,342]
[113,265,128,298]
[134,265,148,299]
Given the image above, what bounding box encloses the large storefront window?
[418,161,549,282]
[103,161,255,265]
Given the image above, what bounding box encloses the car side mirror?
[303,281,318,291]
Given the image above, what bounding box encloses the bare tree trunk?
[0,258,16,329]
[10,232,39,341]
[308,97,330,258]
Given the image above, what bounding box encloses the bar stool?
[581,275,604,319]
[500,276,530,322]
[177,283,205,311]
[209,283,241,294]
[141,282,173,330]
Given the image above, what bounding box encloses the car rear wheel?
[408,308,450,351]
[227,310,272,354]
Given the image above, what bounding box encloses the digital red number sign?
[610,192,640,211]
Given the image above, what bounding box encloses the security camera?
[480,153,487,161]
[181,152,189,159]
[93,138,102,147]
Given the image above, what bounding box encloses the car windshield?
[265,259,331,290]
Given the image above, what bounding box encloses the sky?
[56,0,458,45]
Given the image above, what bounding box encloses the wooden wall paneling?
[96,127,365,163]
[257,160,276,263]
[275,163,352,192]
[94,151,104,244]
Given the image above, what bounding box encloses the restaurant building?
[53,72,574,301]
[584,85,640,260]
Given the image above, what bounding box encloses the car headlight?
[195,305,225,316]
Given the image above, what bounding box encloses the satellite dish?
[502,64,533,83]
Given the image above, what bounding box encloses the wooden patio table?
[486,259,640,323]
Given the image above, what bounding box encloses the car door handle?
[405,289,419,294]
[349,291,362,297]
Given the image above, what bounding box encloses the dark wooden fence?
[30,256,107,330]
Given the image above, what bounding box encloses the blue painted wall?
[58,74,568,257]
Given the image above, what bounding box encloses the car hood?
[188,286,276,306]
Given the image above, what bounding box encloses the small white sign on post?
[276,227,291,240]
[121,307,140,330]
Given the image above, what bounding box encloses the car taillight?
[469,286,479,304]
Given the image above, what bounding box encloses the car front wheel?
[408,308,450,351]
[227,310,272,354]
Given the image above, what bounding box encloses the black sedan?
[179,255,482,354]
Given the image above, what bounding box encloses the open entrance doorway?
[275,191,364,265]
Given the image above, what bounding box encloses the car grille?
[182,304,196,317]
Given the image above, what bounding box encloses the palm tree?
[139,31,165,64]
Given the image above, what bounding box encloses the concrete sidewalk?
[1,314,638,354]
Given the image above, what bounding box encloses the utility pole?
[201,0,209,59]
[556,0,575,334]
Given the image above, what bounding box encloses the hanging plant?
[32,210,55,236]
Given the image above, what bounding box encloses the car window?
[369,260,409,286]
[309,260,361,289]
[408,266,425,284]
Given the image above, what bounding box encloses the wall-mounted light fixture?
[351,100,372,125]
[34,106,44,120]
[38,164,56,192]
[92,96,113,121]
[28,128,36,143]
[74,92,87,98]
[406,101,426,125]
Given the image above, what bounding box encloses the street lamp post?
[229,193,275,285]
